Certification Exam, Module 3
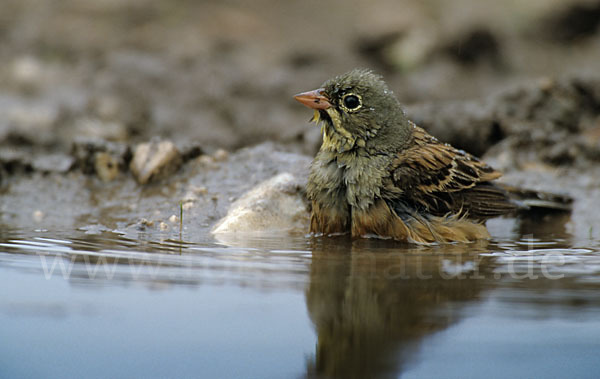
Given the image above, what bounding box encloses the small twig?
[179,200,183,238]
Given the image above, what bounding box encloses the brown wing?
[383,124,516,220]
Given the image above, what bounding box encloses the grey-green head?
[294,69,410,153]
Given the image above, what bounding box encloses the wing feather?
[384,124,515,220]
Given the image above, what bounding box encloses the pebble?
[182,201,195,211]
[130,140,182,184]
[94,152,120,181]
[213,148,229,161]
[212,172,309,235]
[139,218,154,227]
[197,155,217,168]
[32,210,44,223]
[32,153,74,173]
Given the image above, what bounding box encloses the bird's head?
[294,69,410,153]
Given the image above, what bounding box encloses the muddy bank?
[2,73,600,243]
[2,74,599,179]
[406,76,600,164]
[0,142,310,243]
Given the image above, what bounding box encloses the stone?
[94,152,120,182]
[212,172,309,235]
[31,153,75,173]
[130,139,182,184]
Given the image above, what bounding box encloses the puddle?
[1,227,599,378]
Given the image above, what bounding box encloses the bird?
[294,69,572,243]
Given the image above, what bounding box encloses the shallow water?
[1,219,600,379]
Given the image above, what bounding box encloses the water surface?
[1,220,599,378]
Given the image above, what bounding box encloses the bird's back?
[380,124,515,220]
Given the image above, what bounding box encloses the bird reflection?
[304,211,572,378]
[514,211,572,242]
[304,238,494,378]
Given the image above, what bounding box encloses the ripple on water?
[490,245,600,280]
[0,233,313,290]
[1,229,600,379]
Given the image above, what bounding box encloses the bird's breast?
[310,152,387,210]
[343,163,385,210]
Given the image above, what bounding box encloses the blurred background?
[1,0,599,157]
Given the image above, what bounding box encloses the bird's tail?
[498,184,573,213]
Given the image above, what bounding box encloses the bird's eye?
[342,94,361,111]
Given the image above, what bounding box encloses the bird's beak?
[293,88,331,110]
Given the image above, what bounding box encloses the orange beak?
[293,88,331,110]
